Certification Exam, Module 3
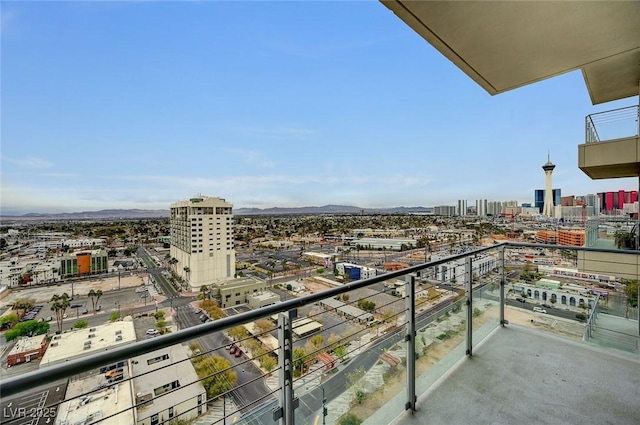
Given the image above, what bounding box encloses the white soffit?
[381,1,640,104]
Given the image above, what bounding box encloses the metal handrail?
[2,241,638,398]
[584,105,640,144]
[0,243,498,398]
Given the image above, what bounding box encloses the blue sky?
[2,1,638,215]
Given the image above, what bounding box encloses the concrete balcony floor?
[391,324,640,425]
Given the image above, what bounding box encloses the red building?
[7,335,48,366]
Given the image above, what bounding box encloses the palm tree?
[183,266,191,289]
[12,299,34,320]
[51,293,70,333]
[200,284,210,300]
[88,289,103,314]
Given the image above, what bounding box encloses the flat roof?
[338,304,374,321]
[9,335,45,355]
[320,298,344,308]
[40,321,136,368]
[131,344,205,420]
[292,319,323,337]
[56,369,135,425]
[248,291,279,301]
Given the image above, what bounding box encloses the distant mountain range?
[1,205,434,220]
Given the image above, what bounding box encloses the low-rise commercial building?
[246,291,280,309]
[40,321,136,368]
[7,335,48,366]
[210,276,267,308]
[132,345,207,425]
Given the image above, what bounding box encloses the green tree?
[293,347,307,377]
[74,320,88,329]
[88,289,103,314]
[0,313,19,327]
[228,325,248,341]
[50,293,70,333]
[192,355,238,399]
[254,319,274,335]
[5,320,49,342]
[338,413,362,425]
[623,279,638,308]
[200,285,211,300]
[12,299,35,319]
[261,355,277,373]
[110,312,121,322]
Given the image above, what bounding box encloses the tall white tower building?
[457,199,467,216]
[542,154,556,217]
[170,196,235,289]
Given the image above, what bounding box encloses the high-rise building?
[534,188,561,214]
[434,205,456,216]
[542,155,556,217]
[476,199,488,216]
[169,196,235,289]
[596,190,638,213]
[456,199,467,216]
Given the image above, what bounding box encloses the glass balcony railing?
[585,105,640,144]
[586,217,638,250]
[1,243,638,425]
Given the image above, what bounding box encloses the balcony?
[1,243,638,425]
[579,105,640,180]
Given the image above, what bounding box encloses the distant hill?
[234,205,434,215]
[1,205,433,220]
[1,209,170,220]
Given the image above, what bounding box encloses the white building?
[40,321,137,368]
[457,199,467,216]
[169,196,236,289]
[0,261,28,287]
[476,199,488,216]
[350,237,417,251]
[432,254,497,283]
[132,345,207,425]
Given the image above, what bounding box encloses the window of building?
[154,380,180,396]
[147,353,170,365]
[169,407,174,418]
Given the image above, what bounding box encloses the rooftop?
[40,321,136,368]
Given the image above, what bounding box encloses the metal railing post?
[499,246,508,326]
[465,257,473,357]
[405,274,416,412]
[276,311,297,425]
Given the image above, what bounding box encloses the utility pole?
[118,270,121,290]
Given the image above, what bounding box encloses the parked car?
[146,329,159,335]
[235,349,242,358]
[82,309,89,314]
[229,345,238,354]
[105,368,123,378]
[533,307,547,313]
[45,316,53,322]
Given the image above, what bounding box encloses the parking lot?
[0,381,68,425]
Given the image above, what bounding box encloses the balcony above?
[579,106,640,180]
[380,1,640,104]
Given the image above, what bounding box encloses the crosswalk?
[192,396,240,425]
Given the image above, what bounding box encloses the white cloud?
[2,155,53,169]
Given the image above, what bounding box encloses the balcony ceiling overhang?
[381,1,640,104]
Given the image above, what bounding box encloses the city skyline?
[2,1,639,215]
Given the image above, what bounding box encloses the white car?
[146,329,159,335]
[533,307,547,314]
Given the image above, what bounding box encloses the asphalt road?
[174,306,274,415]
